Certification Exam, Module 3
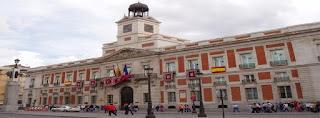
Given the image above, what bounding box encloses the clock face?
[144,25,153,32]
[123,24,132,33]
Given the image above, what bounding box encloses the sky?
[0,0,320,68]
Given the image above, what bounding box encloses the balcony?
[188,83,200,88]
[28,93,32,97]
[274,76,290,82]
[270,60,288,66]
[76,91,83,94]
[242,79,257,84]
[64,91,70,96]
[29,85,34,88]
[165,85,176,89]
[239,63,255,69]
[53,92,59,96]
[42,93,48,96]
[43,83,49,87]
[53,83,60,86]
[130,73,158,79]
[90,90,97,93]
[213,81,227,86]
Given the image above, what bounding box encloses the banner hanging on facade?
[104,74,134,87]
[163,72,174,81]
[186,69,197,79]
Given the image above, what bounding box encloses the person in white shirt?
[233,104,240,112]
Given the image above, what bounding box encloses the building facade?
[24,3,320,110]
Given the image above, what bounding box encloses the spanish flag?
[211,67,226,73]
[115,65,121,76]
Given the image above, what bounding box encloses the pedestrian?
[124,103,129,115]
[233,104,240,112]
[160,105,164,112]
[187,105,191,112]
[108,104,117,116]
[283,103,289,112]
[184,104,188,112]
[178,104,184,113]
[85,105,89,112]
[155,105,160,112]
[246,103,252,113]
[103,105,109,113]
[128,103,134,115]
[89,105,94,112]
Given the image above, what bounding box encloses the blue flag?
[123,64,129,75]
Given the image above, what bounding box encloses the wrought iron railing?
[270,60,288,66]
[213,81,227,86]
[64,91,70,95]
[76,91,83,94]
[242,79,257,84]
[188,83,200,88]
[53,92,59,96]
[43,83,49,87]
[274,76,290,82]
[53,83,60,86]
[42,93,48,96]
[90,90,97,93]
[165,85,176,89]
[239,63,255,69]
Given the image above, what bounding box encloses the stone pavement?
[0,110,320,118]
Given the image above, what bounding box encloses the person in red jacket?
[103,105,109,113]
[108,104,117,116]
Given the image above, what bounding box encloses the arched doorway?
[121,86,133,110]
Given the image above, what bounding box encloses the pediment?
[101,48,160,62]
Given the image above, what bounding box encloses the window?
[108,69,114,77]
[78,73,85,80]
[215,77,226,85]
[167,81,175,87]
[245,88,258,100]
[276,72,288,78]
[43,97,47,105]
[65,96,70,104]
[45,77,49,84]
[213,56,224,67]
[53,97,58,104]
[216,89,228,100]
[190,79,199,86]
[189,59,199,70]
[77,96,82,104]
[65,88,70,92]
[55,76,60,84]
[190,91,200,101]
[244,75,255,82]
[271,49,286,61]
[66,74,72,82]
[54,89,58,92]
[143,65,150,76]
[144,93,149,103]
[77,88,83,92]
[91,87,96,91]
[167,62,176,72]
[278,86,292,99]
[44,90,48,93]
[240,53,253,64]
[92,71,99,79]
[168,92,176,103]
[31,79,35,85]
[107,95,113,104]
[91,96,97,104]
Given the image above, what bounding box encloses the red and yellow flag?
[211,67,226,73]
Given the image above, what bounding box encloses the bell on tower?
[128,2,149,17]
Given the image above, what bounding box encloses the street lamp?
[145,67,155,118]
[14,59,20,68]
[190,87,197,113]
[196,69,206,117]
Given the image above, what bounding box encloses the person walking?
[178,104,184,113]
[160,105,164,112]
[103,105,109,113]
[233,104,240,112]
[283,103,289,112]
[124,103,129,115]
[108,104,117,116]
[155,105,160,112]
[246,103,252,113]
[127,103,134,115]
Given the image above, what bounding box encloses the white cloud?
[0,16,13,33]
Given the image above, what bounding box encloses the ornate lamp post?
[145,67,155,118]
[196,69,206,117]
[190,87,197,113]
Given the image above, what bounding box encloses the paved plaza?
[1,110,320,118]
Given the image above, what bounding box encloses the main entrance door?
[121,86,133,110]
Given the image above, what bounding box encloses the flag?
[113,65,116,76]
[115,65,121,76]
[211,67,226,73]
[123,64,128,75]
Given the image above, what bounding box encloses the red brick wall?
[236,47,253,52]
[164,57,176,61]
[59,96,63,105]
[261,85,274,100]
[266,43,285,48]
[161,91,164,103]
[291,69,299,77]
[48,96,52,105]
[142,42,154,47]
[86,69,90,81]
[85,86,90,91]
[61,72,65,83]
[160,81,164,87]
[49,89,53,93]
[105,49,115,54]
[201,53,209,70]
[177,79,187,85]
[165,47,176,50]
[71,95,75,104]
[186,54,199,58]
[60,88,64,93]
[231,87,241,101]
[159,59,163,74]
[186,43,198,47]
[295,83,303,99]
[42,75,44,85]
[264,30,281,35]
[227,50,236,68]
[50,73,54,84]
[204,88,213,102]
[124,37,131,41]
[202,77,212,84]
[72,87,76,92]
[73,71,77,82]
[178,56,185,73]
[228,74,240,82]
[287,42,296,62]
[210,39,223,44]
[255,46,267,65]
[236,34,251,39]
[258,72,271,80]
[210,51,225,55]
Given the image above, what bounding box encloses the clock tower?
[116,2,160,43]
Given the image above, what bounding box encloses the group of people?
[155,105,164,112]
[178,104,191,113]
[79,105,100,112]
[244,101,320,113]
[123,103,137,115]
